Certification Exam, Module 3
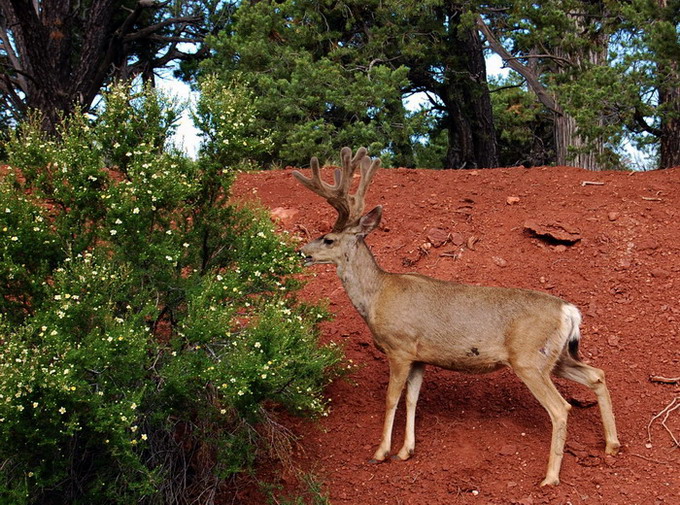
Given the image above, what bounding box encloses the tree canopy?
[0,0,230,131]
[0,0,678,170]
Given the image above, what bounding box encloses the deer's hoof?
[393,448,414,461]
[368,451,389,464]
[605,441,621,456]
[540,476,560,487]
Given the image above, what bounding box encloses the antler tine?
[354,155,381,207]
[292,147,379,232]
[292,156,332,196]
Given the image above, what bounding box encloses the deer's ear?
[358,206,382,236]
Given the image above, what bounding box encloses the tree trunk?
[659,82,680,168]
[554,112,604,170]
[442,23,498,169]
[656,0,680,170]
[551,7,609,171]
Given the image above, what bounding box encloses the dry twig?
[650,375,680,385]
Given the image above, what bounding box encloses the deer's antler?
[293,147,381,231]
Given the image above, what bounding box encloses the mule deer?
[293,147,620,486]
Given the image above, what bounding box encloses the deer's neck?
[336,238,384,321]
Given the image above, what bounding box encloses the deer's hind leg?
[514,366,572,486]
[554,354,620,455]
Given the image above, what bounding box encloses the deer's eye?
[323,237,335,245]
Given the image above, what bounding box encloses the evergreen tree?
[204,0,499,169]
[618,0,680,169]
[479,0,679,170]
[0,0,229,132]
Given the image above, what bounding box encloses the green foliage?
[485,0,679,169]
[489,75,554,167]
[0,83,342,505]
[202,0,413,167]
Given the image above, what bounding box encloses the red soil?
[232,164,679,505]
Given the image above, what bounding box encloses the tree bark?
[553,113,604,169]
[656,0,680,169]
[659,80,680,168]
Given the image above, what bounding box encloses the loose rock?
[523,219,582,244]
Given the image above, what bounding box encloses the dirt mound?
[232,165,679,505]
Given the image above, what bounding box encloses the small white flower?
[58,407,66,415]
[115,218,122,225]
[132,207,140,214]
[165,255,173,261]
[254,342,261,348]
[110,229,118,235]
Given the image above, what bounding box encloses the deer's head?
[292,147,382,266]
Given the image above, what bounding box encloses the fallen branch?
[581,181,605,187]
[642,197,662,202]
[647,397,680,448]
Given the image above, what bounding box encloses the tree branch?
[633,106,662,137]
[475,15,562,115]
[123,16,202,43]
[503,53,575,67]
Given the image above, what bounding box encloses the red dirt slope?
[232,165,679,505]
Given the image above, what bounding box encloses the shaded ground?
[232,164,679,505]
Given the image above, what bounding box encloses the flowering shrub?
[0,84,341,505]
[193,74,274,170]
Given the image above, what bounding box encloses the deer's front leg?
[395,362,425,460]
[370,357,412,463]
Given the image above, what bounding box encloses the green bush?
[0,83,341,505]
